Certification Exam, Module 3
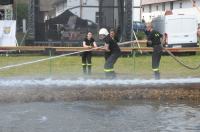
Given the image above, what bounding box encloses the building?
[0,3,13,20]
[53,0,99,23]
[29,0,138,42]
[142,0,200,23]
[133,0,142,21]
[46,0,142,24]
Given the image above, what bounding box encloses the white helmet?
[99,28,109,36]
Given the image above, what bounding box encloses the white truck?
[152,14,198,48]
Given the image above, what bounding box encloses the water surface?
[0,100,199,132]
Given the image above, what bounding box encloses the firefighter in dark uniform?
[146,23,164,80]
[82,32,97,75]
[99,28,121,79]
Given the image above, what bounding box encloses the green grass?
[0,54,200,79]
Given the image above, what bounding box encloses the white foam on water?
[38,116,48,123]
[0,78,200,88]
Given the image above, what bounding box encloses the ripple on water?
[0,101,199,132]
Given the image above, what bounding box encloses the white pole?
[133,30,143,54]
[22,19,26,33]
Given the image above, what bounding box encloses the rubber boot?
[87,66,92,75]
[105,71,116,79]
[154,71,160,80]
[110,71,116,79]
[105,72,111,79]
[82,65,87,75]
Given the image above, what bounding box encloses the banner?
[0,20,17,46]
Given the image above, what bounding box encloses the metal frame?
[27,0,35,40]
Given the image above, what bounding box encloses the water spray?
[0,41,135,71]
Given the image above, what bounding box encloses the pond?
[0,100,199,132]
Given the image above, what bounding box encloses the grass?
[0,53,200,79]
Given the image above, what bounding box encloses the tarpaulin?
[0,20,17,46]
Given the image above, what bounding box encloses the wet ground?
[0,100,200,132]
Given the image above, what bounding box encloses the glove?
[88,46,92,49]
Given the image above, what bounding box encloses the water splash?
[38,116,48,123]
[0,78,200,88]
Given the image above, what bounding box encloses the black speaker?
[0,0,13,5]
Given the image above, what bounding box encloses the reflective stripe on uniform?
[104,69,114,72]
[152,68,159,72]
[82,63,92,66]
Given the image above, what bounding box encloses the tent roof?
[46,10,88,28]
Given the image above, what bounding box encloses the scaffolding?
[99,0,132,41]
[27,0,133,44]
[125,0,132,41]
[27,0,35,40]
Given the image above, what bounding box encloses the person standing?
[82,31,97,75]
[146,23,164,80]
[99,28,121,79]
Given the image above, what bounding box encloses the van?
[152,15,198,48]
[133,21,146,32]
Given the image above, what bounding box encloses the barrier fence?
[0,43,200,79]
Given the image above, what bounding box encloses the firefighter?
[146,23,164,80]
[82,31,97,75]
[99,28,121,79]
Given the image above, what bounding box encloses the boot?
[110,71,116,79]
[105,71,116,79]
[154,71,160,80]
[87,66,92,75]
[82,65,87,75]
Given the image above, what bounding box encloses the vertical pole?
[130,40,136,76]
[125,0,132,41]
[49,49,52,76]
[132,49,136,75]
[140,0,142,21]
[27,0,35,40]
[13,0,17,20]
[23,19,27,33]
[80,0,83,18]
[99,0,103,28]
[134,50,136,73]
[118,0,124,41]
